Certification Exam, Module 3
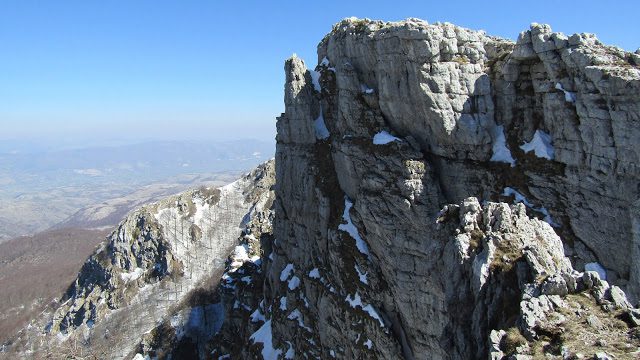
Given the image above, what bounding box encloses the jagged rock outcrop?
[262,18,640,359]
[3,160,275,359]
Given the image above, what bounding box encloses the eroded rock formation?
[264,18,640,359]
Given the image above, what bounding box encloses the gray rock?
[268,17,640,360]
[609,285,632,309]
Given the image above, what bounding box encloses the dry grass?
[530,292,640,358]
[452,55,470,65]
[490,239,522,272]
[501,327,527,355]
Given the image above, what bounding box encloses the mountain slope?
[0,228,110,345]
[3,160,274,359]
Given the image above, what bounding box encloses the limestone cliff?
[263,18,640,359]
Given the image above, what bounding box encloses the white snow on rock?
[191,196,209,225]
[249,320,282,360]
[250,308,265,323]
[279,296,287,311]
[354,264,368,284]
[364,339,373,349]
[373,130,401,145]
[555,82,577,103]
[308,268,320,279]
[536,207,558,227]
[585,262,607,280]
[520,129,555,160]
[314,109,330,140]
[285,342,295,359]
[230,245,250,269]
[345,292,384,327]
[362,304,384,327]
[280,263,294,282]
[361,84,375,94]
[338,198,371,258]
[490,125,516,166]
[287,309,311,331]
[310,70,322,92]
[120,268,144,283]
[288,276,301,290]
[319,56,336,72]
[503,187,558,227]
[503,187,533,207]
[346,292,363,308]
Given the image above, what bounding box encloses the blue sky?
[1,0,638,147]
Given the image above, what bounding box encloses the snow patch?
[279,296,287,311]
[308,268,320,279]
[230,245,250,269]
[345,292,384,327]
[250,308,265,323]
[585,262,607,280]
[120,268,144,283]
[346,292,363,308]
[373,130,401,145]
[502,187,559,227]
[314,108,330,140]
[287,309,312,331]
[280,263,294,282]
[285,342,295,359]
[555,82,577,103]
[249,320,282,360]
[338,198,371,258]
[354,264,368,284]
[361,84,375,94]
[310,70,322,92]
[520,130,555,160]
[490,125,516,166]
[288,276,301,290]
[364,339,373,349]
[502,187,533,207]
[362,305,384,327]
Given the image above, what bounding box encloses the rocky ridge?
[2,160,275,359]
[263,18,640,359]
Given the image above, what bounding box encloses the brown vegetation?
[0,227,110,344]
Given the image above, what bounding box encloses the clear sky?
[1,0,638,147]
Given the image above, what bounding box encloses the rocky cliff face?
[264,18,640,359]
[3,160,275,359]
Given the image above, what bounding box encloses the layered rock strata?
[266,18,640,359]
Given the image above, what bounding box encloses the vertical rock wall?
[269,18,640,359]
